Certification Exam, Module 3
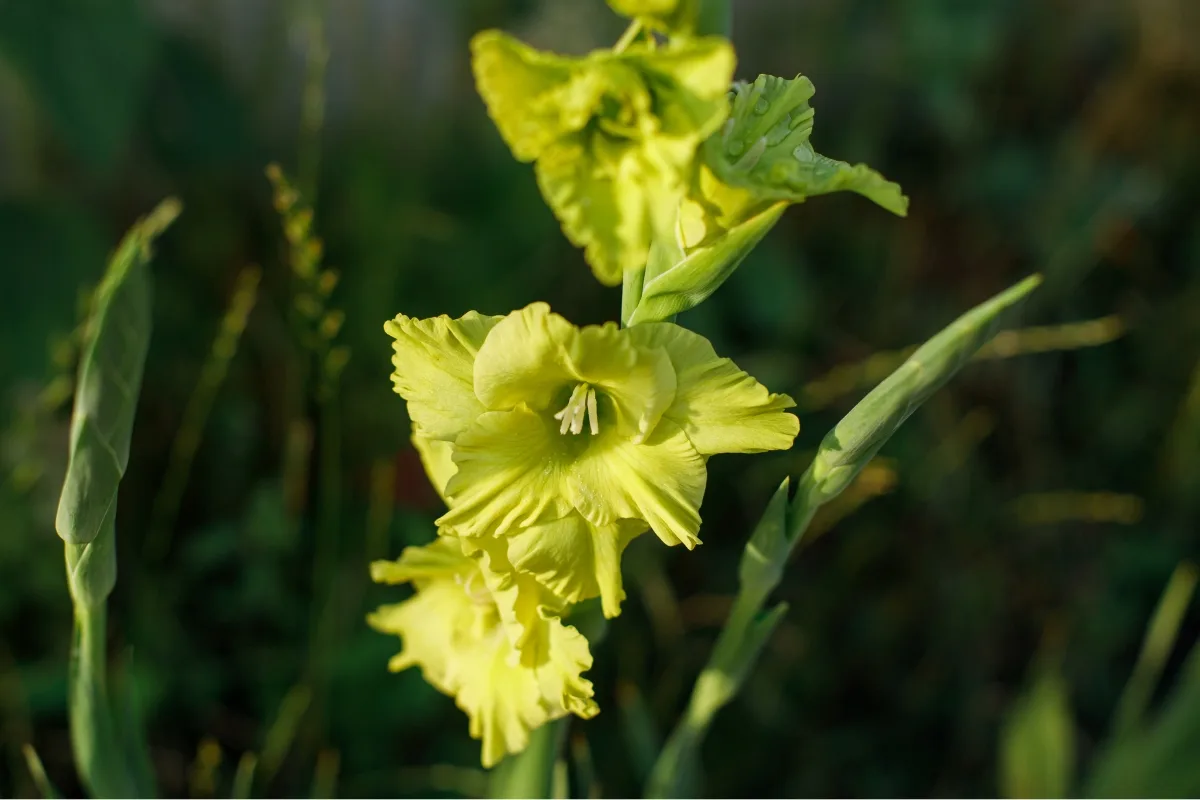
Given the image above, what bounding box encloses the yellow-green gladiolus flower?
[471,30,734,286]
[413,431,647,619]
[386,303,798,612]
[368,535,598,767]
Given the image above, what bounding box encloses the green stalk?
[696,0,732,38]
[68,597,137,798]
[55,200,178,799]
[646,275,1043,798]
[1111,562,1199,738]
[489,720,569,799]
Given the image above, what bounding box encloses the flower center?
[553,382,600,436]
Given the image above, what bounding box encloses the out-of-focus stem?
[696,0,732,38]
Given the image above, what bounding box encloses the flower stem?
[696,0,732,37]
[612,19,643,54]
[68,599,137,798]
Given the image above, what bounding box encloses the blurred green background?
[2,0,1199,796]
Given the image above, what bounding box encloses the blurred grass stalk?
[1111,561,1199,737]
[144,264,261,564]
[646,274,1044,797]
[22,743,60,798]
[998,561,1200,798]
[54,199,180,797]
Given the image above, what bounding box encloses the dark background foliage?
[1,0,1198,796]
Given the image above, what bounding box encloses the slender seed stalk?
[144,265,261,565]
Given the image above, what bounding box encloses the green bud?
[737,478,790,596]
[629,200,784,324]
[810,275,1042,501]
[56,199,178,545]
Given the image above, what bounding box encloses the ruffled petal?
[568,420,706,548]
[538,615,601,721]
[369,535,472,586]
[535,133,655,286]
[627,323,799,455]
[385,311,502,441]
[471,30,616,163]
[367,579,472,684]
[570,320,676,439]
[631,38,735,141]
[439,406,574,536]
[473,302,576,412]
[475,304,676,439]
[466,536,568,666]
[506,514,647,618]
[368,537,597,769]
[412,432,457,500]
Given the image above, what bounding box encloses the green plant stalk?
[696,0,732,38]
[490,719,569,799]
[22,743,61,799]
[67,594,137,798]
[646,275,1043,798]
[1111,562,1199,738]
[55,199,178,799]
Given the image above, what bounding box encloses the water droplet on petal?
[754,97,770,115]
[765,116,791,146]
[793,144,815,162]
[728,139,746,157]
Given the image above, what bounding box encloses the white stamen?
[554,383,601,436]
[587,389,599,435]
[557,383,588,434]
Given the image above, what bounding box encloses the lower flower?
[368,536,598,767]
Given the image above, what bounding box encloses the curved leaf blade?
[55,198,180,545]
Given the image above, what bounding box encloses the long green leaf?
[56,197,180,547]
[1110,562,1198,737]
[646,274,1043,798]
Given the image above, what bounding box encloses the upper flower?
[471,30,735,286]
[368,535,597,767]
[386,303,798,598]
